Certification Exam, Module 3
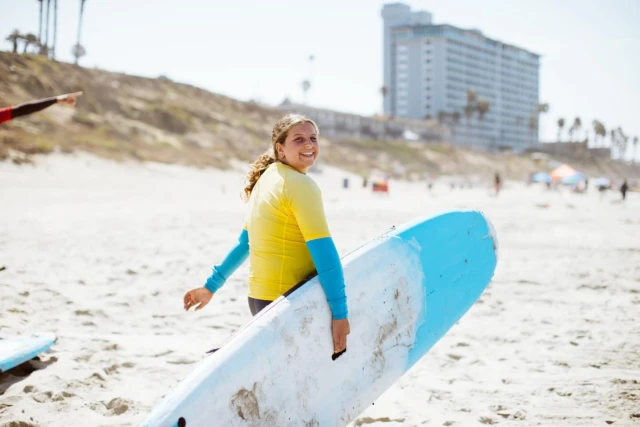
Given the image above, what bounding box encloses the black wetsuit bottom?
[248,297,273,316]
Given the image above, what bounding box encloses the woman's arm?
[306,237,348,319]
[204,228,250,293]
[287,176,348,319]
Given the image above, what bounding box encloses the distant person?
[182,114,350,358]
[0,92,83,124]
[494,172,502,196]
[620,179,629,202]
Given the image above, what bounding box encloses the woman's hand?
[183,287,214,311]
[332,318,350,357]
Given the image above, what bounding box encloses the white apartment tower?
[382,3,540,150]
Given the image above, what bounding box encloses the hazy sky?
[1,0,639,149]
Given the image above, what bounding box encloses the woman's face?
[276,122,319,174]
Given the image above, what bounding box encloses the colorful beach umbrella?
[531,172,552,183]
[561,172,586,185]
[550,164,577,181]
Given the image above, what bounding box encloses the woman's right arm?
[204,228,250,293]
[184,228,249,311]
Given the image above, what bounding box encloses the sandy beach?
[0,153,638,426]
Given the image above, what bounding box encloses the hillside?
[1,52,637,181]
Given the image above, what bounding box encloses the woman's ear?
[275,142,284,159]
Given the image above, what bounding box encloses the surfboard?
[140,210,498,427]
[0,332,57,373]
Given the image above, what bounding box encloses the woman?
[183,114,350,356]
[0,92,82,124]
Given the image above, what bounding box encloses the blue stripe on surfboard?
[395,210,497,368]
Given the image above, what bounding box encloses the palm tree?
[6,30,21,53]
[452,111,461,125]
[557,118,565,142]
[44,0,51,54]
[477,100,490,120]
[37,0,44,44]
[74,0,87,65]
[592,120,601,147]
[610,129,616,152]
[22,33,38,53]
[617,127,629,160]
[536,103,548,143]
[573,117,582,142]
[380,86,388,115]
[632,137,638,164]
[52,0,58,59]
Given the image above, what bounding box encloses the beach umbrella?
[561,172,586,185]
[550,164,577,181]
[531,172,552,183]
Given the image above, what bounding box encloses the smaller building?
[277,99,449,143]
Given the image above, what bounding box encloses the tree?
[72,43,86,63]
[568,117,581,142]
[557,118,565,142]
[37,0,44,44]
[380,86,388,115]
[536,103,548,143]
[477,100,490,120]
[44,0,50,52]
[22,33,38,53]
[52,0,58,58]
[6,30,21,53]
[75,0,87,65]
[537,103,549,114]
[452,111,461,125]
[616,127,629,160]
[574,117,582,141]
[633,137,638,164]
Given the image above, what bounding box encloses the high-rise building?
[381,3,540,150]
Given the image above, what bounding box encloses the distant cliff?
[1,52,637,180]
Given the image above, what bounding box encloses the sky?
[1,0,639,155]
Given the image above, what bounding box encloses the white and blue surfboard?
[140,210,498,427]
[0,332,57,373]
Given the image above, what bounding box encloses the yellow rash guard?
[246,161,330,300]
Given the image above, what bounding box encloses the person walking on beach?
[183,114,350,357]
[494,172,502,196]
[620,179,629,202]
[0,92,83,124]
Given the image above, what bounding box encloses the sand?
[0,153,638,426]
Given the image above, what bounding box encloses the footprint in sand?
[31,390,75,403]
[103,397,133,416]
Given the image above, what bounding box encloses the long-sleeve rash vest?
[0,97,58,124]
[204,161,348,319]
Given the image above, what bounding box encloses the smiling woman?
[183,113,351,358]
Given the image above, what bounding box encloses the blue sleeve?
[306,237,348,319]
[204,229,249,293]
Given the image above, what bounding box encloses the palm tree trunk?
[52,0,58,59]
[38,1,43,44]
[44,0,51,55]
[76,0,86,65]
